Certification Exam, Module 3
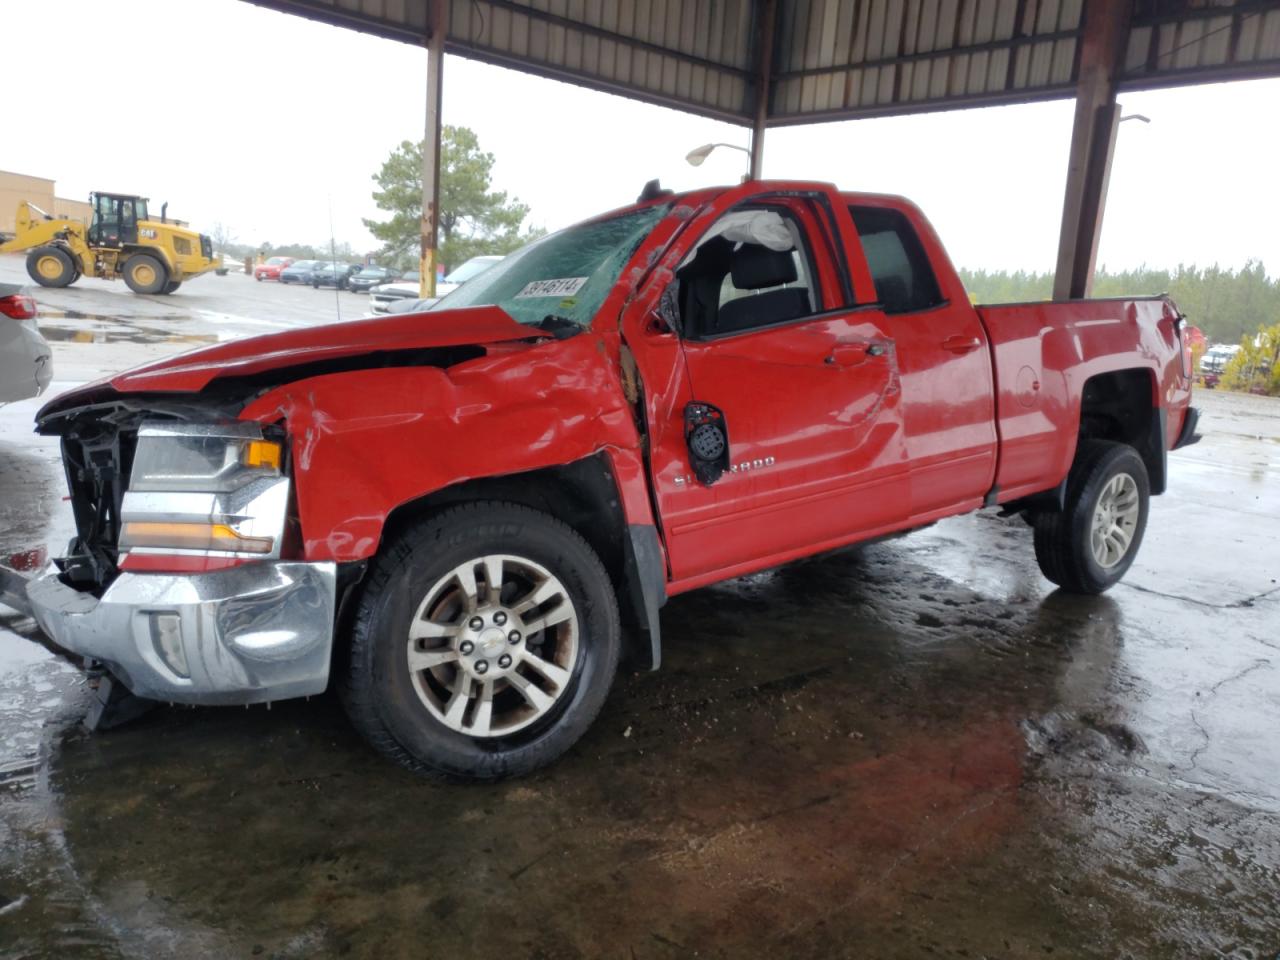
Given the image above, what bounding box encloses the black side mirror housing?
[684,402,730,486]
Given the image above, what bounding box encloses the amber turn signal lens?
[242,440,282,470]
[120,521,274,554]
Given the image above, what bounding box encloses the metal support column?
[420,0,447,299]
[748,0,777,181]
[1052,0,1132,301]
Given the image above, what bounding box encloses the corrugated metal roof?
[247,0,1280,124]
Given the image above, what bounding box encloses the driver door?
[624,188,910,585]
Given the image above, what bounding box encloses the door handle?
[941,335,982,355]
[825,342,886,366]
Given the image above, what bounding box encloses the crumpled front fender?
[238,334,648,563]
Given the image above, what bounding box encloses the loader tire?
[162,280,182,294]
[123,254,168,294]
[26,247,76,288]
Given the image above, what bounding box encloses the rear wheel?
[26,247,76,287]
[342,502,621,781]
[122,254,167,294]
[1033,440,1149,594]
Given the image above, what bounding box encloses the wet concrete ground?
[1,265,1278,958]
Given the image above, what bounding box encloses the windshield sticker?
[515,277,588,299]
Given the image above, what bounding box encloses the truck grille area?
[37,398,235,595]
[57,419,138,594]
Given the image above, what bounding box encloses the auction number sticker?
[515,277,588,298]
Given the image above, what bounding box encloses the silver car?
[0,283,51,402]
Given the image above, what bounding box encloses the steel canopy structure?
[246,0,1280,296]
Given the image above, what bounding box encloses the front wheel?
[342,502,621,781]
[1033,440,1150,594]
[122,254,167,294]
[26,246,76,287]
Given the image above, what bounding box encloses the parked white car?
[368,255,503,314]
[0,284,51,403]
[1201,343,1240,375]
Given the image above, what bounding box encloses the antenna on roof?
[637,179,674,203]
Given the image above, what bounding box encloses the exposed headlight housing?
[118,422,290,567]
[129,422,282,492]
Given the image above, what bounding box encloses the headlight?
[129,422,282,492]
[118,422,290,563]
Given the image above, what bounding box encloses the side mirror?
[684,402,729,486]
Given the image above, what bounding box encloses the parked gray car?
[0,283,51,403]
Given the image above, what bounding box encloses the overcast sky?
[6,0,1278,274]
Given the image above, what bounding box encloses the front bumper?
[28,561,337,705]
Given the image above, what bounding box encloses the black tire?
[1033,440,1150,594]
[26,246,76,288]
[255,273,263,281]
[342,502,621,781]
[122,254,168,294]
[161,280,182,294]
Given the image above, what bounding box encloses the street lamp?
[685,142,750,167]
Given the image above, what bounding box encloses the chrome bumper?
[27,562,337,705]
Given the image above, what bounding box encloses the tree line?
[960,261,1279,346]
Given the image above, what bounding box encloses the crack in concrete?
[1207,658,1272,695]
[1187,710,1210,771]
[1184,659,1271,773]
[1119,582,1280,610]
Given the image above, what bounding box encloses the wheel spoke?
[443,672,473,727]
[519,650,571,690]
[521,603,574,636]
[470,681,494,736]
[513,578,562,616]
[507,671,553,713]
[1110,523,1132,551]
[455,563,479,612]
[409,619,459,641]
[482,556,505,605]
[407,647,460,671]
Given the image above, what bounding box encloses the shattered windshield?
[440,203,671,328]
[444,257,500,284]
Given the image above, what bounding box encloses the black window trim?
[683,301,893,344]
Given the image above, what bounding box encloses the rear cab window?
[848,205,944,315]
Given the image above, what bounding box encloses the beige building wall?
[54,197,92,223]
[0,170,56,235]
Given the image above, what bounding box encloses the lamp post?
[685,142,751,177]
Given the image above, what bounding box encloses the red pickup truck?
[27,180,1198,780]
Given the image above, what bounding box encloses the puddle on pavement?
[38,309,216,347]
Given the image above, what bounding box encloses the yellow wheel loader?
[0,193,221,295]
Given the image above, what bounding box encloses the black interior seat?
[716,243,810,334]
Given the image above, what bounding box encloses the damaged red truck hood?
[39,305,544,416]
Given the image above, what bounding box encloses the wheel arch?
[372,454,666,671]
[1077,366,1166,495]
